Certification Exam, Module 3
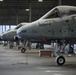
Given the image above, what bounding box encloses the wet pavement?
[0,45,76,75]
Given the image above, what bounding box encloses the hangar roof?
[0,0,76,25]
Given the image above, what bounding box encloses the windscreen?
[40,8,60,19]
[39,6,76,20]
[15,24,22,29]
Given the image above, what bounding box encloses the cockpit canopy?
[15,22,28,29]
[40,5,76,19]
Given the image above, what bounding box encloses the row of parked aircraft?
[0,5,76,65]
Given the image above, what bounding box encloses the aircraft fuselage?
[17,14,76,43]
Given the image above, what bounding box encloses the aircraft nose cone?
[1,34,6,39]
[17,28,22,38]
[0,35,2,40]
[1,32,9,41]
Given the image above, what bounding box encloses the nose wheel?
[21,48,26,53]
[56,56,65,65]
[9,45,13,49]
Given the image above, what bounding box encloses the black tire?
[69,47,73,53]
[36,45,38,49]
[21,48,26,53]
[40,45,44,49]
[56,56,65,65]
[10,45,13,49]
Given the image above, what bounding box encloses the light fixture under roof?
[38,0,43,2]
[26,9,30,11]
[0,0,3,1]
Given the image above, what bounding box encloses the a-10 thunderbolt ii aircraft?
[1,22,45,49]
[1,22,28,48]
[1,22,28,41]
[17,5,76,65]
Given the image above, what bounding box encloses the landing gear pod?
[21,48,26,53]
[56,56,65,65]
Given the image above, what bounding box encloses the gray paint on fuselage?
[28,15,76,40]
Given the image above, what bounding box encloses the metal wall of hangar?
[0,0,76,33]
[0,0,55,25]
